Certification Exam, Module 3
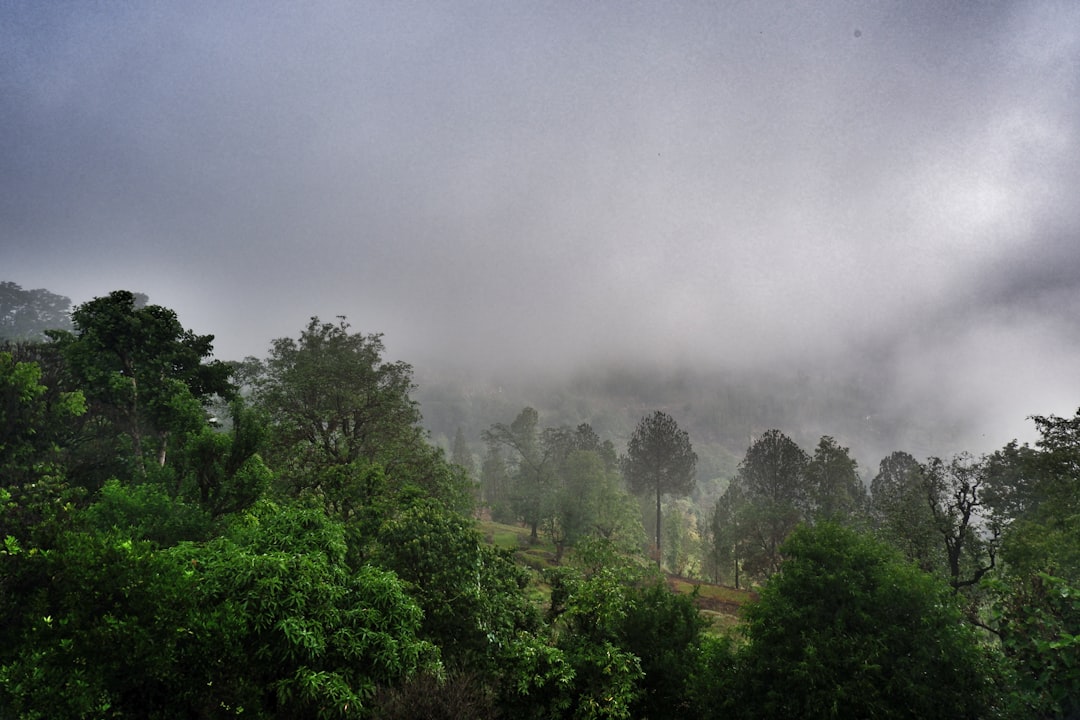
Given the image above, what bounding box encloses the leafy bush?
[991,572,1080,719]
[730,523,996,719]
[615,581,708,719]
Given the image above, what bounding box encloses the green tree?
[252,317,466,510]
[587,457,645,556]
[985,410,1080,579]
[482,407,552,542]
[0,352,86,546]
[989,572,1080,719]
[803,435,865,524]
[374,497,539,677]
[0,500,440,718]
[684,633,738,720]
[727,429,807,579]
[0,528,196,718]
[534,423,634,561]
[254,316,421,477]
[450,427,475,480]
[0,281,73,342]
[79,478,213,546]
[710,481,749,587]
[191,501,440,717]
[622,411,697,569]
[544,449,599,562]
[479,442,513,522]
[869,450,943,572]
[173,399,273,518]
[662,501,692,576]
[732,523,996,719]
[615,580,708,720]
[449,428,481,510]
[0,352,85,486]
[548,445,642,562]
[544,539,645,720]
[52,290,234,483]
[979,413,1080,717]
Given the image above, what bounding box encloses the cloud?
[2,1,1078,452]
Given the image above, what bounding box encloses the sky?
[3,1,1079,452]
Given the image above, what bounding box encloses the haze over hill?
[4,2,1079,457]
[413,359,979,492]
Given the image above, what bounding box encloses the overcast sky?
[3,1,1079,450]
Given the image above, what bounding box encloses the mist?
[4,1,1079,458]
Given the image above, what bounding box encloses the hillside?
[415,361,970,498]
[478,518,757,631]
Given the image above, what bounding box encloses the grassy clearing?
[477,519,756,626]
[668,577,757,606]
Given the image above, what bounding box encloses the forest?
[1,283,1078,719]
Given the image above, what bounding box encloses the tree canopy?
[0,281,74,342]
[723,429,807,579]
[622,410,697,568]
[731,523,996,719]
[2,284,1076,719]
[52,290,234,484]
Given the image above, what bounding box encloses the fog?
[3,2,1079,455]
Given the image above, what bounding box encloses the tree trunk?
[128,376,147,480]
[655,487,662,569]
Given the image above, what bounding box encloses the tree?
[710,481,749,587]
[622,411,697,568]
[727,429,807,579]
[174,399,273,518]
[252,317,465,508]
[0,500,441,718]
[925,453,999,593]
[450,427,475,478]
[541,423,639,562]
[449,427,480,509]
[544,449,598,563]
[614,580,709,720]
[482,407,552,543]
[588,459,645,556]
[543,539,646,719]
[979,413,1080,717]
[53,290,234,482]
[538,445,639,562]
[254,316,421,474]
[803,435,865,524]
[984,425,1080,716]
[869,450,943,572]
[0,351,85,486]
[731,523,996,719]
[989,571,1080,719]
[985,410,1080,579]
[662,501,693,576]
[0,281,73,342]
[479,442,513,521]
[0,352,86,547]
[0,528,197,718]
[374,497,539,678]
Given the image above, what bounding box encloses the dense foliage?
[0,282,74,343]
[730,523,996,719]
[1,285,1077,718]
